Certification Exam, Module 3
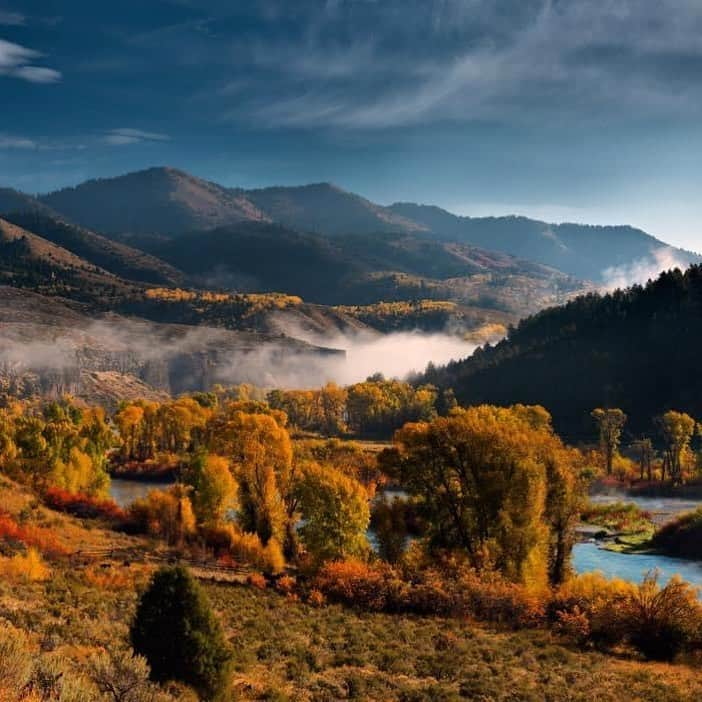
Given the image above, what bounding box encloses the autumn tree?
[384,405,582,587]
[591,408,627,475]
[295,462,370,563]
[129,486,196,545]
[315,382,348,435]
[182,452,237,525]
[210,409,293,553]
[631,437,654,481]
[371,497,411,564]
[658,411,696,485]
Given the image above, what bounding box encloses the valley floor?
[2,478,702,701]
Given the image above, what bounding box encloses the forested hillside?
[422,265,702,439]
[3,212,185,286]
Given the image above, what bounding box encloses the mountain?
[3,212,185,286]
[421,265,702,439]
[150,222,586,313]
[389,203,700,282]
[39,167,270,238]
[244,182,425,236]
[0,217,132,295]
[0,188,56,217]
[0,217,369,340]
[26,166,698,284]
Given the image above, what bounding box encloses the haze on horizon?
[2,1,702,250]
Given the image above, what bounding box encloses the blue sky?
[2,0,702,250]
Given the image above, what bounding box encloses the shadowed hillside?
[421,265,702,439]
[3,212,185,286]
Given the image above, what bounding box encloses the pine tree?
[130,566,230,699]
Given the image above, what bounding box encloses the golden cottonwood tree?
[295,462,370,563]
[591,408,627,475]
[209,410,293,549]
[384,405,583,588]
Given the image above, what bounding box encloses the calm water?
[573,542,702,589]
[577,489,702,587]
[109,478,169,508]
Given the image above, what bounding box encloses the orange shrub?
[83,563,134,591]
[248,572,267,589]
[276,575,296,595]
[0,547,50,582]
[307,588,325,607]
[314,559,395,611]
[551,572,633,646]
[455,569,546,627]
[314,559,545,626]
[202,524,285,574]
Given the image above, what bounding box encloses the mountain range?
[1,165,700,411]
[2,166,696,283]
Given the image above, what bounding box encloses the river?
[109,479,702,588]
[572,542,702,587]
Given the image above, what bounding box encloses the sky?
[1,0,702,250]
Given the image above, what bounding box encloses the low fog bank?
[0,314,481,396]
[299,330,477,385]
[268,315,480,386]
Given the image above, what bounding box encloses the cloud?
[0,134,36,149]
[0,10,24,26]
[203,1,702,130]
[104,128,171,146]
[601,247,693,291]
[0,38,61,83]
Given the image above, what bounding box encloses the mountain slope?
[422,265,702,439]
[244,182,425,236]
[0,188,56,217]
[2,212,185,286]
[151,222,586,313]
[0,217,125,286]
[389,203,700,282]
[39,167,270,237]
[0,285,347,403]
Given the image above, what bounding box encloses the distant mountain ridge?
[39,167,270,237]
[148,222,583,312]
[0,166,696,283]
[388,203,699,282]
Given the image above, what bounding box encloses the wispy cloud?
[602,247,695,291]
[207,1,702,130]
[103,128,171,146]
[0,134,36,149]
[0,38,61,83]
[0,10,24,26]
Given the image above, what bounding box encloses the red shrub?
[0,510,67,558]
[43,488,126,523]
